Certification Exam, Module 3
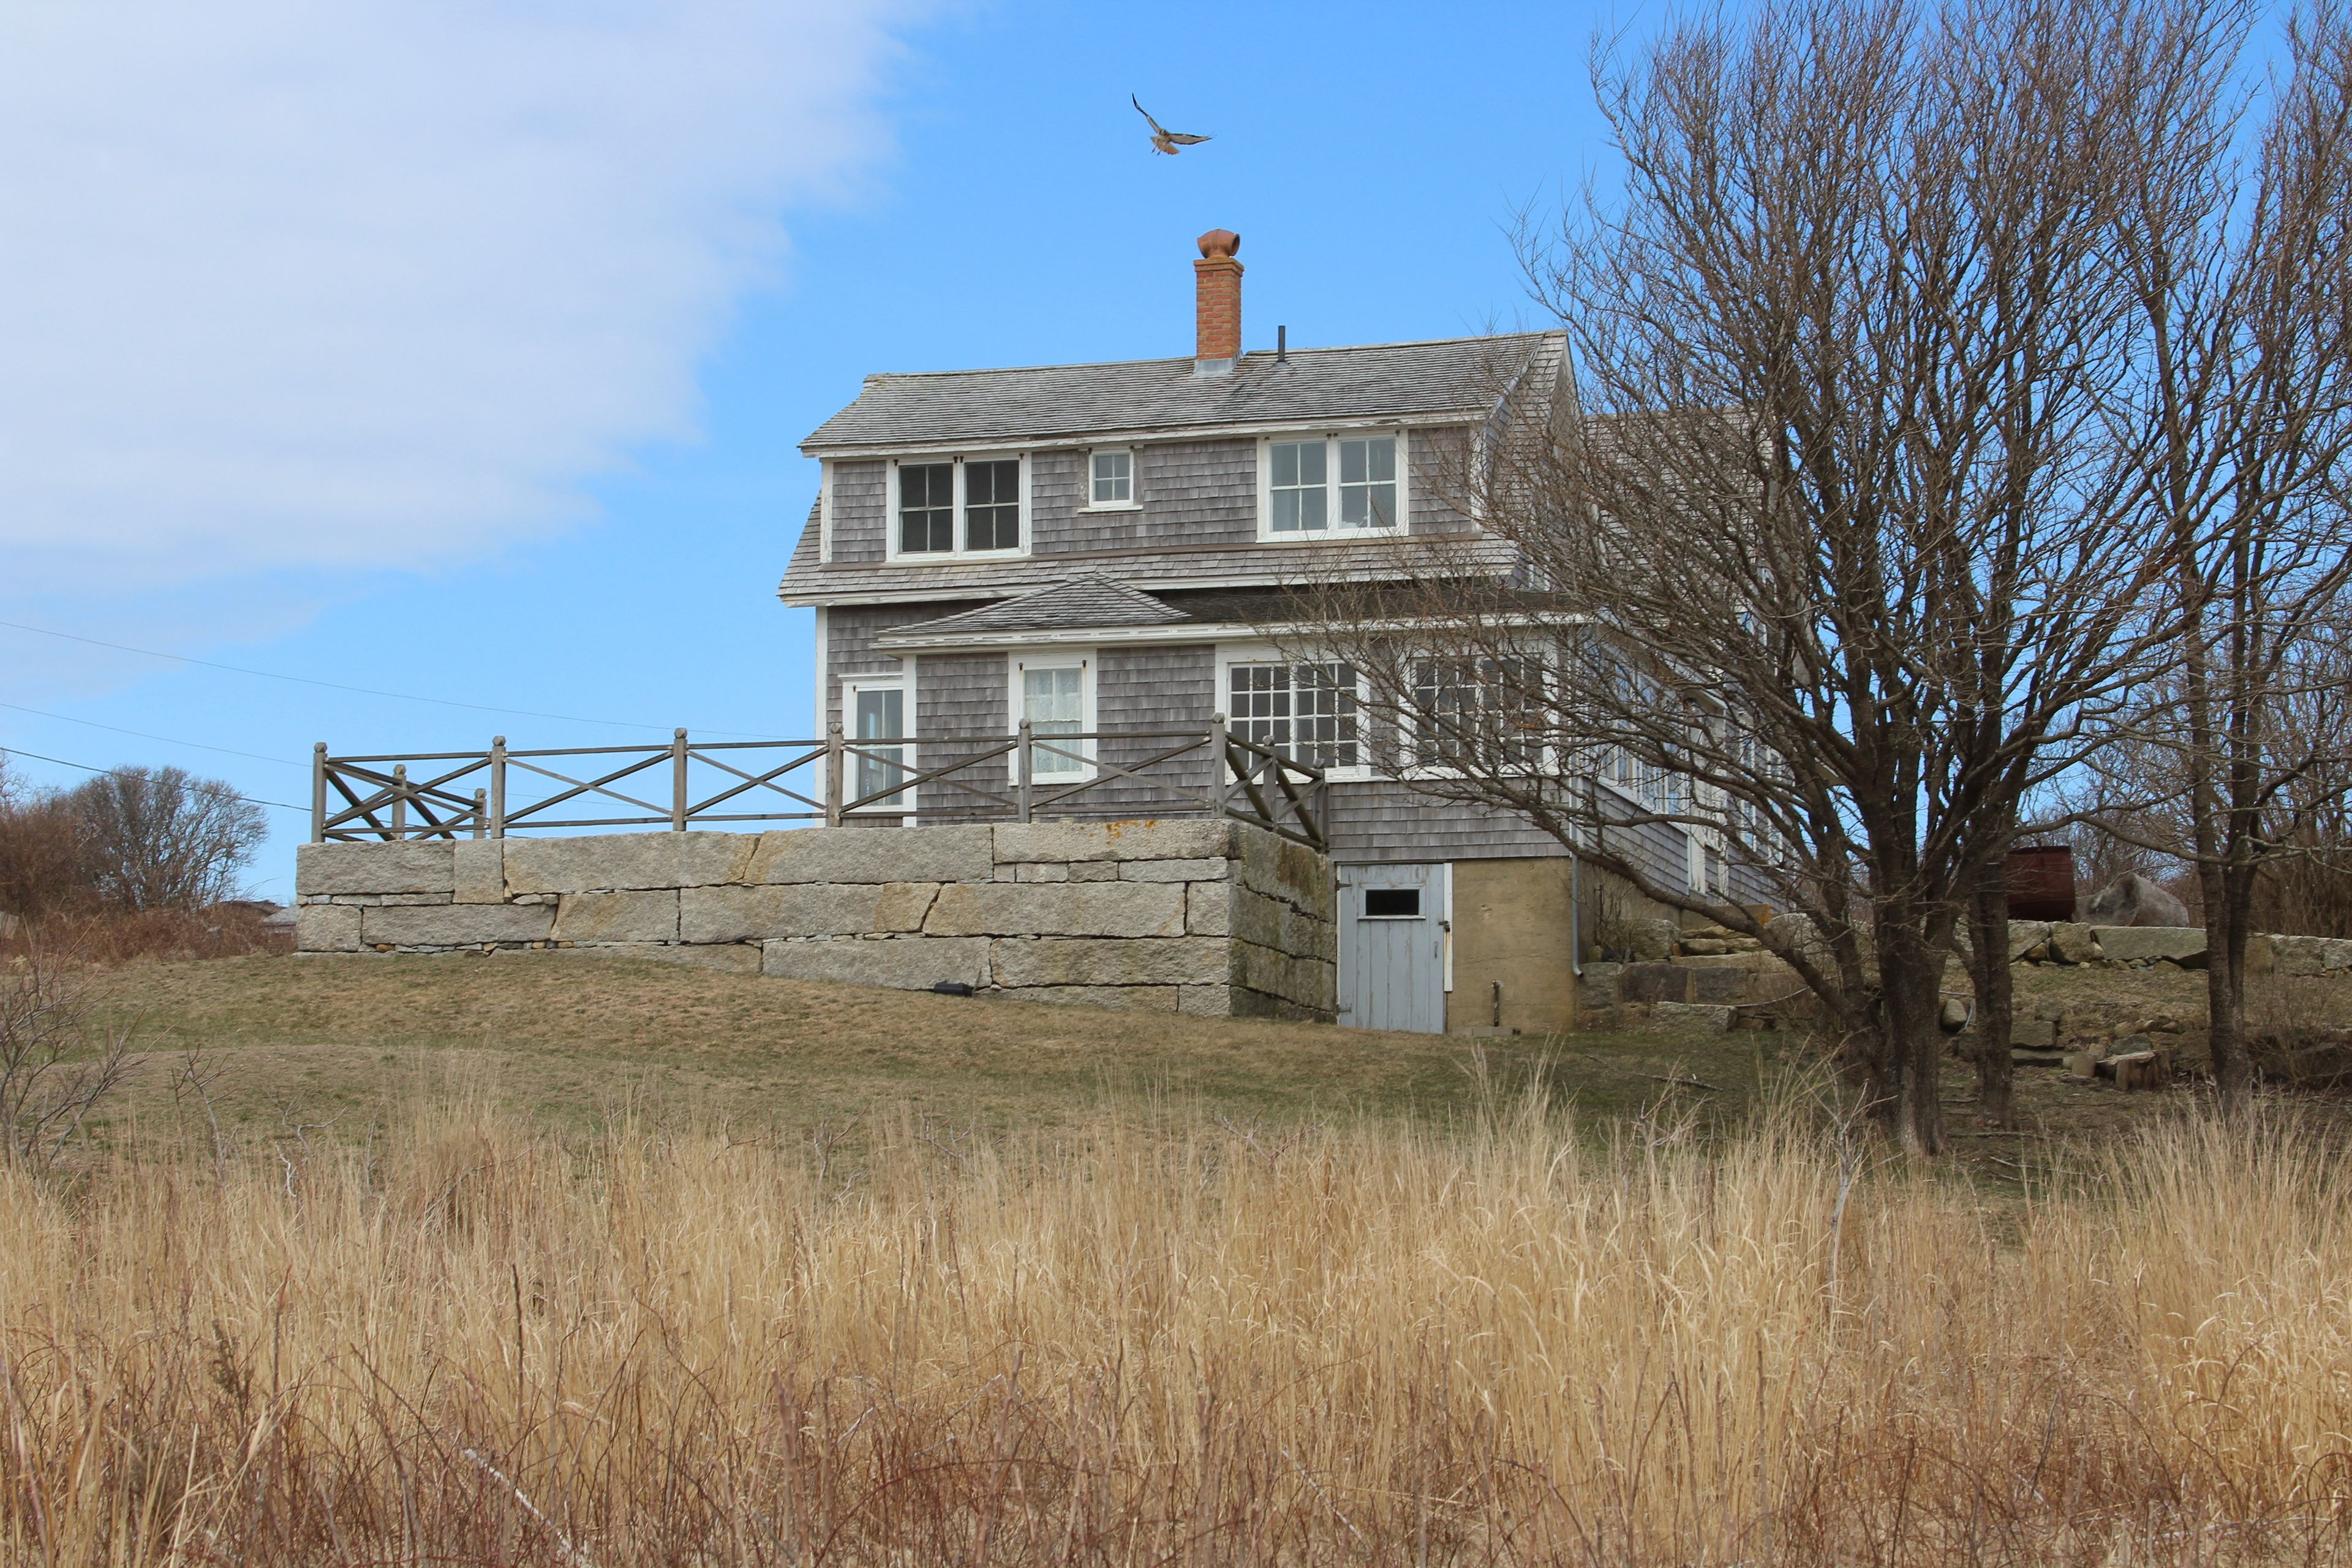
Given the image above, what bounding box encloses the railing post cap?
[492,735,507,747]
[674,727,687,739]
[314,741,328,753]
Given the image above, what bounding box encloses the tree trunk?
[1876,925,1949,1155]
[2204,851,2258,1101]
[1968,862,2016,1128]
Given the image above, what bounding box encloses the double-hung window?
[894,457,1024,557]
[1411,656,1546,770]
[1264,432,1403,537]
[1227,661,1360,770]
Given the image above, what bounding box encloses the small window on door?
[1362,888,1422,918]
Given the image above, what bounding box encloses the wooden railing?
[311,720,1329,851]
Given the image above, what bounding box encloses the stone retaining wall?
[296,820,1335,1020]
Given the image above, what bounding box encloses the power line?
[0,701,303,767]
[0,744,306,813]
[0,616,767,737]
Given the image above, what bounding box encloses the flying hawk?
[1133,96,1210,156]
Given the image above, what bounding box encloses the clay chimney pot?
[1197,228,1241,260]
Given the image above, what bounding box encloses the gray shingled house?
[780,232,1702,1033]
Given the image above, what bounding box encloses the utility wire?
[0,701,303,767]
[0,744,306,813]
[0,616,768,737]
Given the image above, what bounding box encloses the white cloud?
[0,0,905,587]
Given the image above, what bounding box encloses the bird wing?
[1131,94,1167,135]
[1166,131,1210,145]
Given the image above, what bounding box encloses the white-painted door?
[1338,864,1448,1033]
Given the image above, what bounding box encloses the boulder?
[922,881,1186,939]
[295,903,362,952]
[360,903,553,947]
[551,890,679,944]
[993,820,1231,864]
[2085,873,2193,929]
[749,826,992,886]
[453,841,506,903]
[989,936,1230,988]
[1650,1001,1733,1031]
[503,833,757,895]
[1940,995,1973,1032]
[2046,922,2100,965]
[681,884,888,943]
[761,935,989,989]
[298,841,456,896]
[2094,926,2207,965]
[1619,962,1693,1004]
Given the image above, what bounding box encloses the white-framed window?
[1011,654,1095,779]
[1087,448,1138,509]
[888,456,1029,559]
[1259,431,1407,539]
[1223,656,1363,773]
[1409,655,1547,771]
[841,675,911,810]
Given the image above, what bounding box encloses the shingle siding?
[1409,426,1475,537]
[831,461,888,564]
[1036,448,1140,554]
[914,652,1009,819]
[1326,782,1572,864]
[1140,439,1256,547]
[1089,644,1218,815]
[825,602,977,728]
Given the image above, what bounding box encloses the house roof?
[876,575,1191,645]
[800,331,1566,454]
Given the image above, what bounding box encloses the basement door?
[1337,864,1449,1033]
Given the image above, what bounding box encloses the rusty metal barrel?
[2005,845,2076,922]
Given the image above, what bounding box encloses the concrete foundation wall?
[296,820,1335,1021]
[1447,858,1579,1034]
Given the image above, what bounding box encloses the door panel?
[1338,864,1447,1033]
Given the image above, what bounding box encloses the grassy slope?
[79,948,2343,1163]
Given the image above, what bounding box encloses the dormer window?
[1262,432,1405,538]
[890,456,1027,559]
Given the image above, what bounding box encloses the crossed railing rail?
[311,720,1329,851]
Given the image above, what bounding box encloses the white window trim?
[1254,429,1411,543]
[1215,643,1374,783]
[1009,651,1097,782]
[1077,447,1142,513]
[818,458,834,563]
[840,669,914,813]
[884,454,1033,563]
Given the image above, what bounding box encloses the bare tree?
[1293,0,2271,1150]
[2085,6,2352,1102]
[0,945,138,1172]
[67,765,268,913]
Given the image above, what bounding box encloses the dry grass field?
[1,951,2348,1564]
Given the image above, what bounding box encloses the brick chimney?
[1194,229,1242,370]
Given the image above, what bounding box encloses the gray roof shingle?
[876,575,1188,646]
[801,331,1564,454]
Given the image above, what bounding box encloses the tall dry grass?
[0,1093,2346,1565]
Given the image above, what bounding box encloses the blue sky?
[1,0,1615,899]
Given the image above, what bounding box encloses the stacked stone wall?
[296,821,1335,1020]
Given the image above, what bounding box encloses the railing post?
[489,737,507,839]
[1210,714,1231,821]
[311,742,327,843]
[1016,720,1034,824]
[825,723,845,828]
[472,788,488,839]
[391,764,409,841]
[671,728,688,832]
